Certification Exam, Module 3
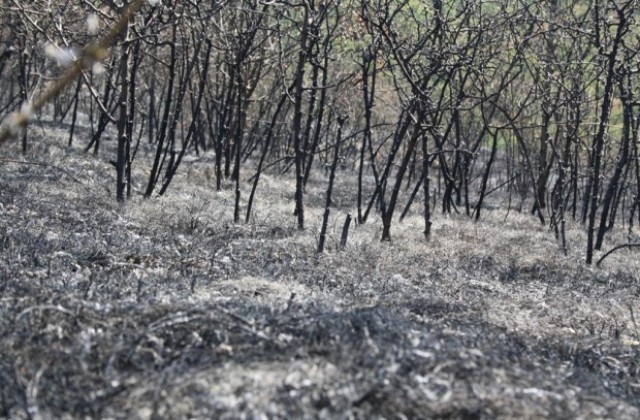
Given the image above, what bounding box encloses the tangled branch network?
[0,0,157,146]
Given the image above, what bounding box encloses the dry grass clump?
[1,131,639,418]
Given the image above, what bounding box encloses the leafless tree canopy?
[2,0,640,256]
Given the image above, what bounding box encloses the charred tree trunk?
[595,64,633,250]
[116,25,132,203]
[318,115,347,253]
[357,48,378,224]
[292,6,310,230]
[586,6,628,264]
[144,22,177,197]
[422,133,432,239]
[381,111,425,241]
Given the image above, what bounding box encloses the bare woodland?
[0,0,639,418]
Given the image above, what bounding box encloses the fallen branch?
[596,243,640,267]
[0,158,85,185]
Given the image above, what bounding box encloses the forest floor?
[1,127,639,419]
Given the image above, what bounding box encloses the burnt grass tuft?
[1,133,640,418]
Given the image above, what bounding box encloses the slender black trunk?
[318,116,346,253]
[116,28,132,203]
[586,9,627,264]
[292,8,310,230]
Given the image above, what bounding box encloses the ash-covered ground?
[1,129,639,419]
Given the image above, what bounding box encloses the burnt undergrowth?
[1,133,639,418]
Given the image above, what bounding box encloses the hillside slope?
[1,130,639,419]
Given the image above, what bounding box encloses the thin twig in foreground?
[0,0,147,146]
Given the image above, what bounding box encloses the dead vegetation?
[1,130,639,419]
